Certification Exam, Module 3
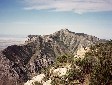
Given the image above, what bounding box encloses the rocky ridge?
[0,29,100,85]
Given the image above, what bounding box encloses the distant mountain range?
[0,29,104,85]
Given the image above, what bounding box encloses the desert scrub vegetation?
[35,41,112,85]
[53,54,74,68]
[34,81,43,85]
[76,40,112,85]
[50,54,85,85]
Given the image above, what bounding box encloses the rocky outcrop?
[0,29,100,85]
[24,74,45,85]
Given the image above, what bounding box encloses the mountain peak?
[0,29,101,85]
[59,28,72,33]
[60,28,69,32]
[53,28,72,35]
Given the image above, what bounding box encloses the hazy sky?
[0,0,112,39]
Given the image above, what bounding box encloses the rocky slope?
[0,29,100,85]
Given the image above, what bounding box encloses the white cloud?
[23,0,112,14]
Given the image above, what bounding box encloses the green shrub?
[51,77,67,85]
[79,41,112,85]
[34,81,42,85]
[54,54,74,67]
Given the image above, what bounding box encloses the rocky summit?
[0,29,100,85]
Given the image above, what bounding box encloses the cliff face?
[0,29,100,85]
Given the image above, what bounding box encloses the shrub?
[54,54,74,67]
[34,81,42,85]
[79,41,112,85]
